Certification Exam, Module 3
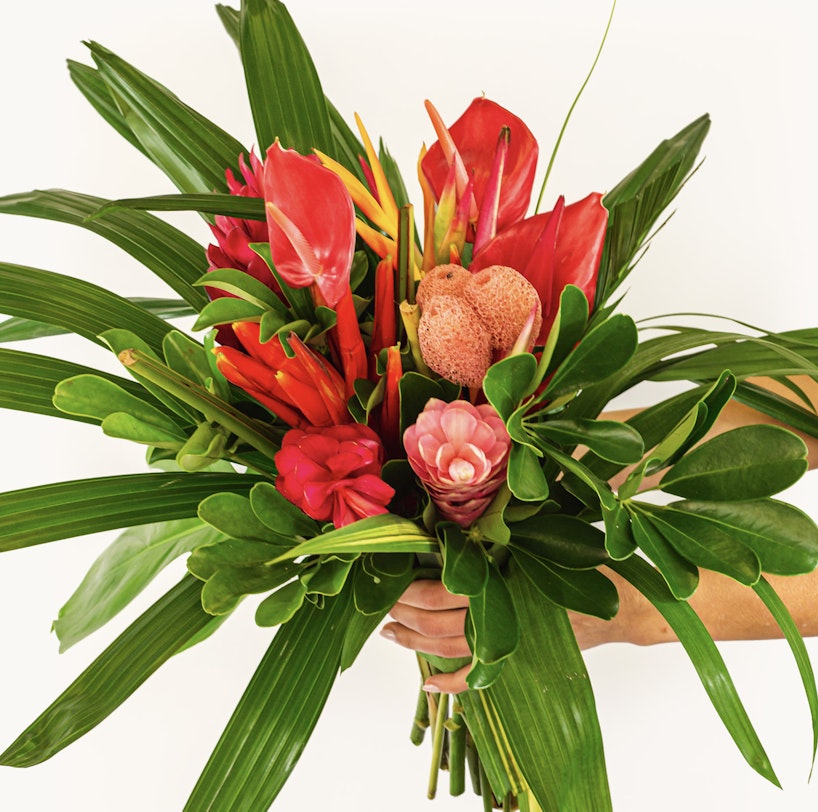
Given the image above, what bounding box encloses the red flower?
[421,98,538,238]
[275,424,395,528]
[213,322,350,429]
[470,193,608,341]
[263,141,355,309]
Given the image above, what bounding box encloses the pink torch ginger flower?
[404,399,511,527]
[275,424,395,528]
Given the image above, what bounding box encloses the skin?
[382,377,818,694]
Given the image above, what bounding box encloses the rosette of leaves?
[1,2,817,811]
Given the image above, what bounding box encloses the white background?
[0,1,817,810]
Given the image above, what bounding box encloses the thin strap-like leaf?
[67,59,147,157]
[0,472,261,551]
[0,575,211,767]
[184,587,354,810]
[753,576,818,766]
[611,556,780,786]
[239,0,333,156]
[0,189,209,310]
[87,41,246,194]
[0,348,165,423]
[101,192,264,220]
[0,262,175,354]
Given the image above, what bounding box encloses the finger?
[423,664,470,695]
[397,579,470,611]
[380,621,472,659]
[387,601,468,639]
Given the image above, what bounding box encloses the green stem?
[410,684,430,746]
[534,0,617,213]
[427,691,449,800]
[119,349,281,460]
[446,703,467,796]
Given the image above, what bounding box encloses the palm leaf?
[184,586,355,811]
[0,472,262,551]
[0,575,212,767]
[0,189,209,309]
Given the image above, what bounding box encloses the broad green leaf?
[753,577,818,763]
[531,418,644,464]
[441,523,489,597]
[544,314,638,398]
[193,297,266,331]
[511,547,619,619]
[195,267,289,313]
[0,263,174,355]
[87,42,246,194]
[469,563,518,666]
[629,509,698,599]
[611,556,779,786]
[201,560,299,615]
[510,515,608,569]
[0,576,212,767]
[598,114,710,304]
[53,518,224,652]
[671,499,818,575]
[0,189,209,309]
[642,505,761,585]
[602,500,637,560]
[507,443,549,502]
[102,412,187,448]
[660,425,809,500]
[301,556,355,597]
[240,0,333,155]
[271,514,436,562]
[399,371,459,433]
[0,472,261,551]
[53,374,183,436]
[483,353,538,421]
[255,580,307,626]
[471,559,611,810]
[0,348,155,424]
[184,587,355,811]
[198,491,294,546]
[188,538,287,580]
[250,482,319,540]
[542,284,589,378]
[352,557,414,617]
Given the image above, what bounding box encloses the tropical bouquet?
[1,1,818,810]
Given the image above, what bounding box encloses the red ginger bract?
[404,398,511,527]
[275,424,395,528]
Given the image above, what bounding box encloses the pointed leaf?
[532,418,644,464]
[510,514,608,569]
[441,523,489,597]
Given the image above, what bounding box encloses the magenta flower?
[275,424,395,528]
[404,399,511,527]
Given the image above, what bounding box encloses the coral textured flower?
[404,399,511,527]
[275,424,395,528]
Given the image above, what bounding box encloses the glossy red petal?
[263,142,355,308]
[421,98,538,233]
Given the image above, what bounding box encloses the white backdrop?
[1,1,817,810]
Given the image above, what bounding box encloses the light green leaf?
[198,491,294,546]
[193,297,266,331]
[0,576,212,767]
[611,556,779,786]
[660,425,809,500]
[195,267,289,313]
[250,482,319,540]
[301,556,355,597]
[53,518,223,652]
[200,560,299,615]
[483,353,538,422]
[255,580,307,626]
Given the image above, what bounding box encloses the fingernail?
[423,680,440,693]
[380,627,397,642]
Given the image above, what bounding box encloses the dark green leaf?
[301,556,355,597]
[531,418,644,464]
[611,556,779,786]
[103,192,264,219]
[671,499,818,575]
[0,472,261,551]
[0,189,208,310]
[602,500,637,560]
[240,0,333,155]
[87,41,246,194]
[469,563,518,665]
[507,443,549,502]
[0,262,174,355]
[641,504,761,585]
[352,558,414,617]
[543,284,589,375]
[198,491,294,546]
[660,425,809,500]
[483,354,538,421]
[250,482,319,540]
[441,523,489,597]
[510,514,608,569]
[201,560,299,615]
[255,580,307,626]
[184,588,354,810]
[0,576,211,767]
[511,547,619,619]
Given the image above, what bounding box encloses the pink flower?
[404,399,511,527]
[275,424,395,528]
